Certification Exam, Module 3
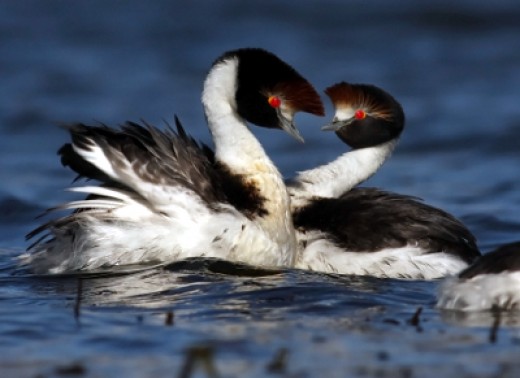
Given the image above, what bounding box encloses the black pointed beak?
[321,119,350,132]
[278,110,304,143]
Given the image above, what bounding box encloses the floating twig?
[55,362,86,376]
[165,310,174,326]
[489,309,502,343]
[408,306,422,327]
[177,345,219,378]
[266,347,289,374]
[74,278,83,324]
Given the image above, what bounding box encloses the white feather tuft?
[437,272,520,311]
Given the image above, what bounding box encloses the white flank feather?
[295,231,468,279]
[437,272,520,311]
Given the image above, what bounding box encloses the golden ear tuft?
[273,81,325,116]
[324,82,360,107]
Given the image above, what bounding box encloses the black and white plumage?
[437,242,520,311]
[289,82,480,279]
[25,48,324,274]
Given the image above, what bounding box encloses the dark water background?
[1,1,520,377]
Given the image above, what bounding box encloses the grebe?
[290,82,480,279]
[289,82,402,207]
[25,48,324,274]
[437,241,520,311]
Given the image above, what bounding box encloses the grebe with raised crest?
[25,48,324,274]
[289,82,480,279]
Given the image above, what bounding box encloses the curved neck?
[290,139,397,202]
[202,58,270,172]
[201,58,297,266]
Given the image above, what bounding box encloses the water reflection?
[441,308,520,326]
[21,258,431,317]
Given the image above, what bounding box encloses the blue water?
[2,0,520,376]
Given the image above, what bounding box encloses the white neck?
[203,58,267,170]
[289,139,398,205]
[201,57,297,266]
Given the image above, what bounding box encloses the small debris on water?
[489,310,502,344]
[55,362,86,376]
[165,310,174,326]
[74,278,83,325]
[266,347,289,374]
[177,345,219,378]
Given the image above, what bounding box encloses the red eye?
[354,109,366,120]
[268,96,282,108]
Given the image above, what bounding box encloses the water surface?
[1,1,520,376]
